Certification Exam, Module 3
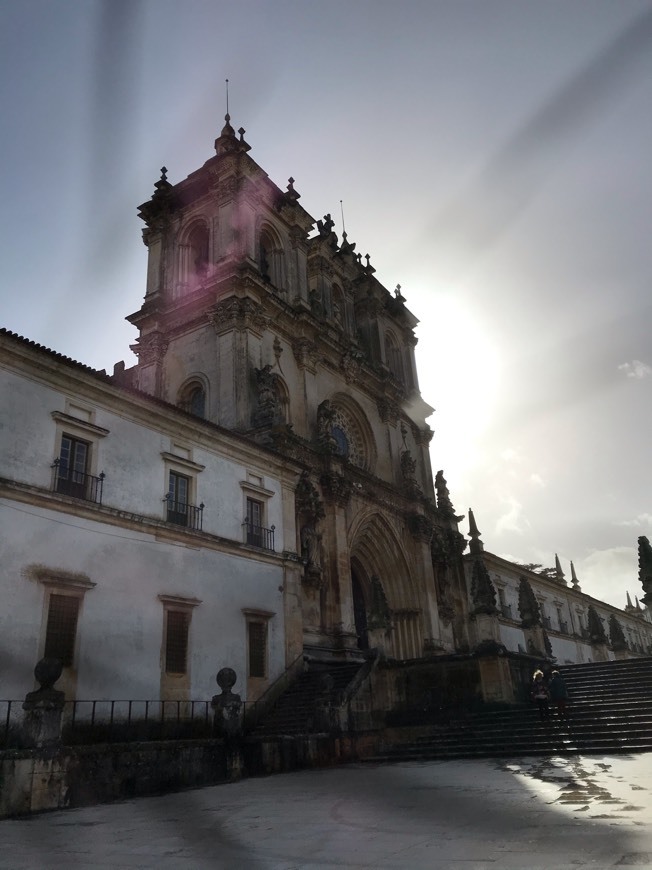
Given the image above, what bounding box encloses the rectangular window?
[44,593,80,667]
[56,435,89,499]
[246,497,263,546]
[248,621,267,678]
[167,471,190,526]
[165,610,189,674]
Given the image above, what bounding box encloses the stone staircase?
[368,657,652,762]
[251,661,364,735]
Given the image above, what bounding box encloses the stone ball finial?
[216,667,237,693]
[34,657,63,691]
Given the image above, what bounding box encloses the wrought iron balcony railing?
[242,520,275,551]
[52,459,105,504]
[166,496,204,531]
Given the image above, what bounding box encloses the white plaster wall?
[499,624,525,652]
[0,500,285,702]
[0,369,286,553]
[0,370,63,489]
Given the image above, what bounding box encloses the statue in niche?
[253,364,281,427]
[301,523,323,573]
[317,400,338,453]
[309,288,324,318]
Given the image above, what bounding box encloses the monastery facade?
[1,115,651,710]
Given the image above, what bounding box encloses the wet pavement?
[1,754,651,869]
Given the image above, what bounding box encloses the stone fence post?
[22,658,65,749]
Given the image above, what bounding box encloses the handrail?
[339,648,380,707]
[244,650,305,732]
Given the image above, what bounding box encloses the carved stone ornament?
[291,337,318,371]
[377,399,400,426]
[340,351,362,385]
[400,449,423,499]
[319,471,352,506]
[471,559,498,616]
[214,175,239,200]
[131,332,169,366]
[437,597,455,627]
[431,526,467,566]
[295,471,325,524]
[208,297,267,335]
[407,512,433,543]
[518,577,542,628]
[413,425,434,446]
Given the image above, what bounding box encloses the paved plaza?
[1,754,652,869]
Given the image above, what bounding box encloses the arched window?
[259,233,272,283]
[188,225,209,277]
[258,225,285,290]
[177,222,210,297]
[178,381,206,418]
[385,332,405,383]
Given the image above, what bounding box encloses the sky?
[1,0,651,609]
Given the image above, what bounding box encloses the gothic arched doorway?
[351,568,369,650]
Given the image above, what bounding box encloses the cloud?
[617,513,652,529]
[500,448,522,463]
[529,473,545,488]
[495,496,527,535]
[618,360,652,379]
[574,546,639,608]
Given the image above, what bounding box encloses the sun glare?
[413,289,501,485]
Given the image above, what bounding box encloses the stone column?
[320,467,357,650]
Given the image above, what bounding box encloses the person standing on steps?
[531,669,550,721]
[548,669,569,721]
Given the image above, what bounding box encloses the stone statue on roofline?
[517,577,541,628]
[471,559,498,615]
[638,536,652,605]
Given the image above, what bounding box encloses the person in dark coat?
[548,669,569,720]
[531,669,550,721]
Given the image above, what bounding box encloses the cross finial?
[225,78,229,117]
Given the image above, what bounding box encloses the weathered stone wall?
[0,734,377,820]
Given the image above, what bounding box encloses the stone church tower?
[124,113,470,663]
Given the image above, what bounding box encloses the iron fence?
[1,698,217,749]
[242,520,275,551]
[166,497,204,531]
[52,460,105,504]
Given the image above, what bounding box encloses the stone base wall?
[0,734,378,820]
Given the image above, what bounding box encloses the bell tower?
[122,112,466,659]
